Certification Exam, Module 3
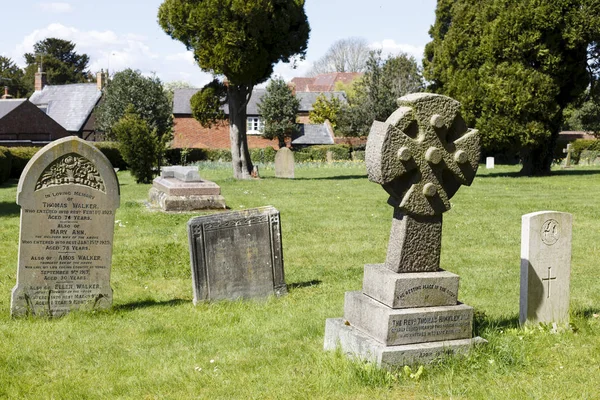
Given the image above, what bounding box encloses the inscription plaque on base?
[187,206,286,303]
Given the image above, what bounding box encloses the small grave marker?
[520,211,572,325]
[486,157,495,169]
[274,147,294,178]
[187,206,286,302]
[11,136,120,317]
[562,144,573,168]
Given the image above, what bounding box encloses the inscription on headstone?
[520,211,572,325]
[274,147,294,179]
[187,206,286,303]
[11,136,120,317]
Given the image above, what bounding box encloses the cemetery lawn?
[1,162,599,399]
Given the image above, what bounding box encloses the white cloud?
[37,2,73,13]
[165,51,195,65]
[269,57,313,85]
[370,39,425,61]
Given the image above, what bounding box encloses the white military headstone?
[520,211,572,325]
[11,137,120,317]
[486,157,495,169]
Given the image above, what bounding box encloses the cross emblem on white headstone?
[563,143,573,168]
[542,266,557,299]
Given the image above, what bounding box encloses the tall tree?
[95,69,173,140]
[424,0,600,176]
[258,77,300,148]
[158,0,310,179]
[24,38,91,92]
[0,56,27,97]
[337,50,423,137]
[309,37,370,76]
[309,93,342,130]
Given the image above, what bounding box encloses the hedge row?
[294,145,352,162]
[0,147,12,184]
[569,139,600,164]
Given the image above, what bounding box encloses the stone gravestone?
[187,206,286,303]
[562,144,573,168]
[148,165,226,211]
[324,93,486,367]
[486,157,495,169]
[520,211,572,325]
[274,147,294,179]
[11,136,120,317]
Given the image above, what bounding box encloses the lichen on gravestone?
[366,93,481,273]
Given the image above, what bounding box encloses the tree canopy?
[158,0,310,179]
[95,69,172,139]
[423,0,600,175]
[258,77,300,148]
[0,56,27,98]
[309,37,370,76]
[24,38,91,92]
[337,50,423,137]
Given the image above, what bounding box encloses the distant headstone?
[275,147,294,178]
[187,206,286,303]
[520,211,572,325]
[486,157,495,169]
[562,144,573,168]
[149,165,226,211]
[325,93,486,367]
[11,136,120,317]
[326,150,334,163]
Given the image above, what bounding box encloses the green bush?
[204,149,232,162]
[9,147,40,178]
[351,150,365,161]
[293,145,351,162]
[93,142,128,170]
[0,147,12,184]
[250,147,277,163]
[569,139,600,164]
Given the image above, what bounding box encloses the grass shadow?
[473,311,520,336]
[0,179,18,188]
[114,298,188,311]
[479,169,600,179]
[292,175,367,181]
[287,279,322,291]
[0,201,20,217]
[571,307,600,319]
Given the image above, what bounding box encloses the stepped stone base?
[324,318,487,368]
[148,187,226,211]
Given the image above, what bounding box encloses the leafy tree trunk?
[228,85,254,179]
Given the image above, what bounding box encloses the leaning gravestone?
[324,93,486,367]
[274,147,294,179]
[187,206,286,303]
[149,165,226,211]
[520,211,572,325]
[11,136,119,317]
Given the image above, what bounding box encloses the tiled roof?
[292,123,334,145]
[29,83,102,132]
[292,72,363,92]
[173,88,344,116]
[0,99,26,120]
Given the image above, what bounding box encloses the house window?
[246,117,264,135]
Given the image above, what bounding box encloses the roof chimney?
[1,86,12,99]
[97,69,107,90]
[35,66,47,92]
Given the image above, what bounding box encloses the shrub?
[93,142,127,170]
[204,149,232,162]
[352,150,366,161]
[294,145,351,162]
[570,139,600,164]
[9,147,40,178]
[113,106,164,184]
[0,147,12,184]
[250,147,277,163]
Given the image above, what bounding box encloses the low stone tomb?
[148,165,226,211]
[520,211,572,325]
[324,93,486,367]
[187,206,286,303]
[11,136,120,317]
[275,147,294,179]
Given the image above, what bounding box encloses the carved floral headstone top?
[11,136,120,317]
[366,93,480,272]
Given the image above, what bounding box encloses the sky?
[1,0,438,88]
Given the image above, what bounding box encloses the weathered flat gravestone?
[149,165,226,211]
[520,211,572,325]
[274,147,294,179]
[11,136,120,317]
[187,206,286,303]
[486,157,495,169]
[325,93,485,368]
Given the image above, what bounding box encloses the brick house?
[29,69,106,141]
[0,97,69,147]
[172,88,343,149]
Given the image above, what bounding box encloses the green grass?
[1,162,599,399]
